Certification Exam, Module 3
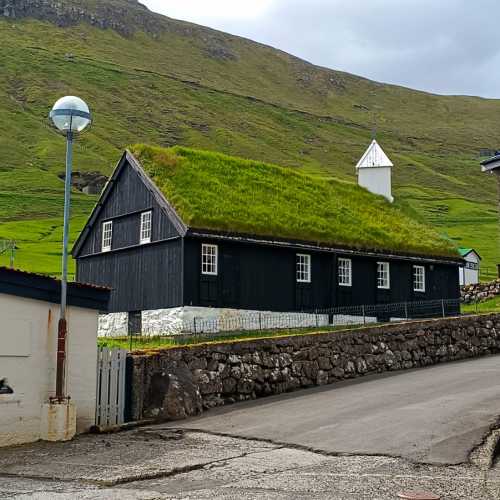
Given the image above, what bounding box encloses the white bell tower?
[356,140,394,203]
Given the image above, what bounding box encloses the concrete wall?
[0,294,99,447]
[129,313,500,421]
[358,166,393,203]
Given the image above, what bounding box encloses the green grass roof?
[130,144,458,259]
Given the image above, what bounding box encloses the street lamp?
[49,96,92,401]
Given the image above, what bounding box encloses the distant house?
[458,248,481,286]
[72,146,462,336]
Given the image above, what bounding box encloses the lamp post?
[49,96,92,401]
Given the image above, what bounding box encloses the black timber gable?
[73,152,186,312]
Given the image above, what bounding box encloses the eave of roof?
[0,267,111,311]
[458,247,482,260]
[480,155,500,172]
[187,229,464,265]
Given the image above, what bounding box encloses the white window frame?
[102,221,113,253]
[377,261,390,289]
[296,254,311,283]
[201,244,218,276]
[338,258,352,287]
[140,211,152,245]
[413,265,426,292]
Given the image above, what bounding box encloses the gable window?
[202,244,218,275]
[377,261,390,289]
[296,254,311,283]
[338,258,352,287]
[140,211,152,244]
[102,221,113,252]
[413,265,426,292]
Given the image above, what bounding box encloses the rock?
[143,364,202,420]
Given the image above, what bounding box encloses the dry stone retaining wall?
[128,314,500,422]
[461,280,500,304]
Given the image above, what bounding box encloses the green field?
[0,2,499,277]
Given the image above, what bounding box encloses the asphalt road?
[171,355,500,465]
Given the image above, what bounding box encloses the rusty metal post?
[56,318,67,401]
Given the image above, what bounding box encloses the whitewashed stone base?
[98,312,128,337]
[98,307,386,338]
[142,307,184,336]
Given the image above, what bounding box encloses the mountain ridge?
[0,0,498,278]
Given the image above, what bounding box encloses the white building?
[0,268,109,447]
[356,140,394,203]
[458,248,481,286]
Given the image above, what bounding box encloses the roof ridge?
[356,140,394,169]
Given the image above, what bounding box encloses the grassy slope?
[0,8,498,277]
[132,144,456,257]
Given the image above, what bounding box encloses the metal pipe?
[56,131,73,401]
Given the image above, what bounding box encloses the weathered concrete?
[0,427,499,499]
[130,313,500,421]
[169,355,500,465]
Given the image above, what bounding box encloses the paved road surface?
[171,355,500,464]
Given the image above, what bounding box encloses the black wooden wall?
[78,164,180,256]
[75,161,184,312]
[183,237,460,312]
[77,241,183,312]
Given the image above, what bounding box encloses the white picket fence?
[95,347,127,428]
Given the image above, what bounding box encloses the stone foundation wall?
[98,307,353,337]
[128,313,500,421]
[98,312,128,337]
[461,280,500,304]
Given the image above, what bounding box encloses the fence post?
[441,299,446,318]
[404,302,408,320]
[193,317,197,335]
[315,310,319,328]
[259,312,262,331]
[362,305,366,325]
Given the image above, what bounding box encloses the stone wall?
[461,280,500,304]
[128,313,500,421]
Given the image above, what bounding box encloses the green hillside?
[132,145,457,258]
[0,0,498,277]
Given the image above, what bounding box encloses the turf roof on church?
[129,144,458,259]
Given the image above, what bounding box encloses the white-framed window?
[102,221,113,253]
[202,244,218,275]
[338,258,352,287]
[377,261,390,289]
[296,254,311,283]
[413,265,426,292]
[140,211,152,244]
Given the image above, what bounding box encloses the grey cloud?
[147,0,500,97]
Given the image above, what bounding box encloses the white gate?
[96,347,127,428]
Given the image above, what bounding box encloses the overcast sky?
[142,0,500,98]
